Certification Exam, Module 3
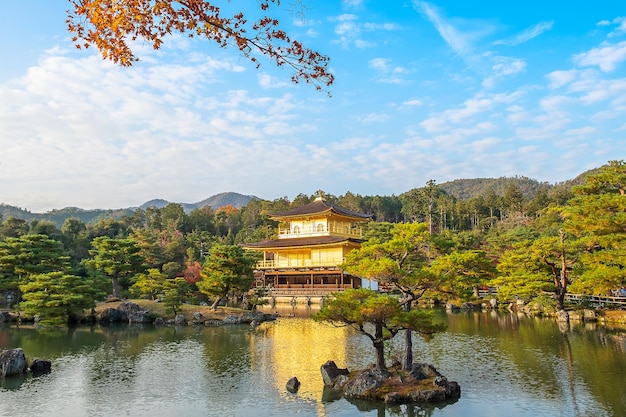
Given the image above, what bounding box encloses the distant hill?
[439,176,551,200]
[191,192,259,211]
[1,192,258,227]
[139,192,258,212]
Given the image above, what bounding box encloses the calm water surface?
[1,308,624,417]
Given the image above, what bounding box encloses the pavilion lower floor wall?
[256,269,361,289]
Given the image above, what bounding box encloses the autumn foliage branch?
[67,0,334,92]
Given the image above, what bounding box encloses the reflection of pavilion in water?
[251,314,353,416]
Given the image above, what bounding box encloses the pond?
[1,308,625,417]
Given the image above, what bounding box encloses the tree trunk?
[402,300,413,370]
[373,323,388,374]
[557,229,569,312]
[211,296,222,310]
[111,276,120,298]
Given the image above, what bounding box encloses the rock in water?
[0,348,27,377]
[30,358,52,375]
[320,360,349,385]
[286,377,301,393]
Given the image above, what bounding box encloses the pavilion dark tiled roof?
[269,198,371,220]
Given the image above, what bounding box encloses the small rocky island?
[320,360,460,405]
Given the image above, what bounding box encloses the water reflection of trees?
[442,310,625,417]
[345,396,457,417]
[199,325,252,377]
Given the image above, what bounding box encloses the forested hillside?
[439,176,551,200]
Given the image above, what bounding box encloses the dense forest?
[0,161,624,324]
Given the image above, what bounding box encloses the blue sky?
[1,1,625,212]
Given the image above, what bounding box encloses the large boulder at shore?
[174,314,187,326]
[321,361,460,405]
[221,311,278,325]
[98,302,151,324]
[98,307,127,324]
[0,348,27,377]
[117,302,150,323]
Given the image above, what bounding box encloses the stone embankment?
[95,301,277,325]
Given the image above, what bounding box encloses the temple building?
[243,196,373,302]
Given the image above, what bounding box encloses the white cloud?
[470,136,501,152]
[492,56,526,76]
[402,99,423,106]
[359,113,390,123]
[0,50,318,210]
[332,13,398,49]
[420,92,519,132]
[600,16,626,37]
[546,69,579,89]
[257,73,290,89]
[566,126,596,136]
[342,0,363,7]
[368,58,411,84]
[483,55,526,87]
[574,40,626,72]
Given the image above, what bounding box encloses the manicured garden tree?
[428,249,497,300]
[342,222,447,370]
[0,217,29,239]
[560,160,626,295]
[84,236,146,298]
[0,234,71,305]
[197,244,258,310]
[162,277,192,316]
[493,229,583,311]
[19,272,104,326]
[314,288,444,375]
[130,268,167,300]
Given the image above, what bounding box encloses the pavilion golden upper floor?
[242,197,371,293]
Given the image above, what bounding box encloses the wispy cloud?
[420,92,520,132]
[402,99,423,106]
[482,55,527,88]
[368,58,411,84]
[332,13,398,48]
[494,21,554,46]
[359,112,390,123]
[257,73,290,89]
[412,0,475,60]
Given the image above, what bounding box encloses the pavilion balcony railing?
[277,224,363,239]
[255,259,344,269]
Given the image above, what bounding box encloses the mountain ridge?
[0,192,258,227]
[0,166,601,227]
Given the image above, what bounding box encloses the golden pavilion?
[243,196,372,302]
